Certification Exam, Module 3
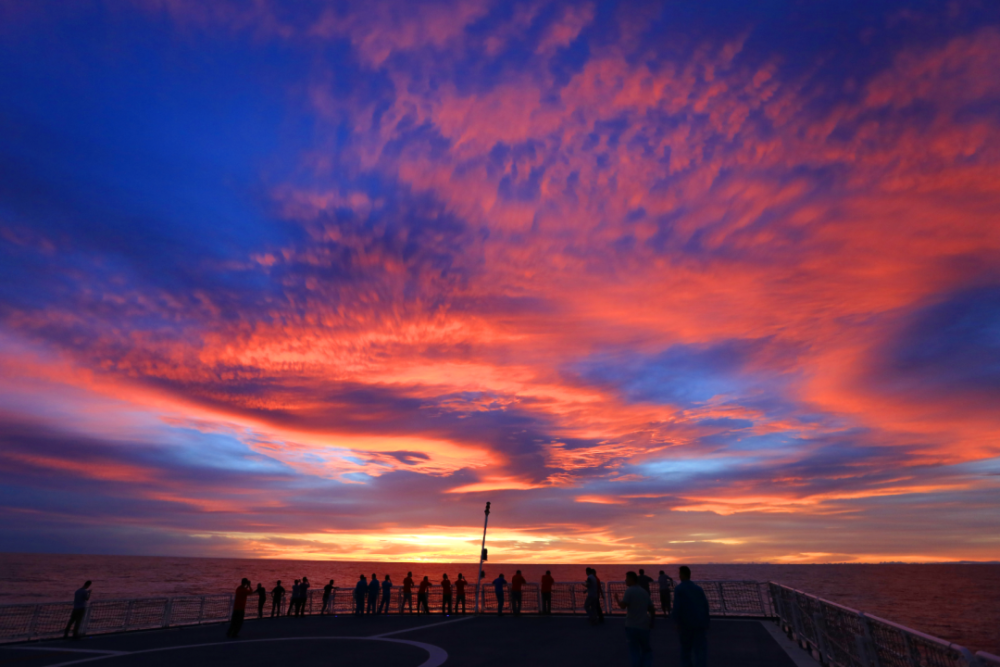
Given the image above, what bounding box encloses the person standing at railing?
[637,569,653,593]
[354,575,367,616]
[378,575,392,614]
[594,569,606,623]
[297,577,310,617]
[417,576,432,614]
[511,570,525,616]
[367,573,380,614]
[256,583,266,619]
[226,578,252,639]
[401,572,414,614]
[441,573,453,615]
[614,571,655,667]
[492,574,506,616]
[584,568,600,625]
[657,570,673,615]
[271,580,285,617]
[288,579,300,616]
[63,580,91,640]
[321,579,334,615]
[455,573,467,614]
[672,566,710,667]
[541,570,554,614]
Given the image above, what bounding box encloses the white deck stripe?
[371,615,475,637]
[43,636,447,667]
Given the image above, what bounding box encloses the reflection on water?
[0,554,997,654]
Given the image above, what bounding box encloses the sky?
[1,0,998,564]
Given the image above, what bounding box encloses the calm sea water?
[0,554,997,654]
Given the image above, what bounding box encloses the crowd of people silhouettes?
[64,563,708,667]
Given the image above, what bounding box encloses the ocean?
[1,554,997,655]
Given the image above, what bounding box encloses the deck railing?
[769,582,999,667]
[3,579,997,667]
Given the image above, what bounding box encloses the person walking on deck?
[492,574,506,616]
[367,573,380,614]
[541,570,554,614]
[354,575,367,616]
[379,575,393,614]
[401,572,414,614]
[441,573,453,615]
[615,571,656,667]
[288,579,300,616]
[63,581,91,639]
[417,576,432,614]
[271,580,285,617]
[321,580,334,615]
[255,583,266,619]
[226,578,252,638]
[511,570,525,616]
[297,577,309,616]
[672,566,710,667]
[455,574,467,614]
[658,570,673,615]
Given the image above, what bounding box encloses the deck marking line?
[371,614,475,638]
[2,647,129,655]
[42,636,447,667]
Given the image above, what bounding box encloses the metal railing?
[769,582,998,667]
[4,578,994,667]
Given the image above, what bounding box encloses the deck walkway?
[0,613,812,667]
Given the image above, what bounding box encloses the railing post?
[197,596,206,624]
[570,586,576,614]
[26,605,40,641]
[717,582,727,616]
[812,610,831,666]
[81,604,92,637]
[162,598,173,628]
[756,582,767,617]
[859,612,882,667]
[124,600,134,631]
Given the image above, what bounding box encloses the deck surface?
[0,613,807,666]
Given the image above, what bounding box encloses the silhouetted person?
[637,569,653,593]
[615,571,655,667]
[672,566,710,667]
[594,569,605,623]
[271,580,285,617]
[658,570,673,615]
[492,574,506,616]
[322,580,334,615]
[288,579,300,616]
[584,568,599,625]
[256,583,266,619]
[401,572,414,614]
[509,570,525,615]
[64,580,91,639]
[354,575,367,616]
[297,576,310,616]
[226,578,252,638]
[367,573,380,614]
[379,575,392,614]
[455,573,467,614]
[541,570,554,614]
[441,573,452,615]
[417,576,431,614]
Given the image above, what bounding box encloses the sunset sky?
[1,0,999,564]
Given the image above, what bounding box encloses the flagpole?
[474,501,491,614]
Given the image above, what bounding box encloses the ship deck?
[0,613,815,667]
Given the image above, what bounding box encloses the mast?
[473,501,491,614]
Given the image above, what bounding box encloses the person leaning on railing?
[63,580,91,640]
[226,578,251,639]
[540,570,554,615]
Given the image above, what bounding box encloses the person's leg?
[625,628,643,667]
[692,629,707,667]
[68,610,84,638]
[497,594,504,616]
[678,633,695,667]
[638,627,653,667]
